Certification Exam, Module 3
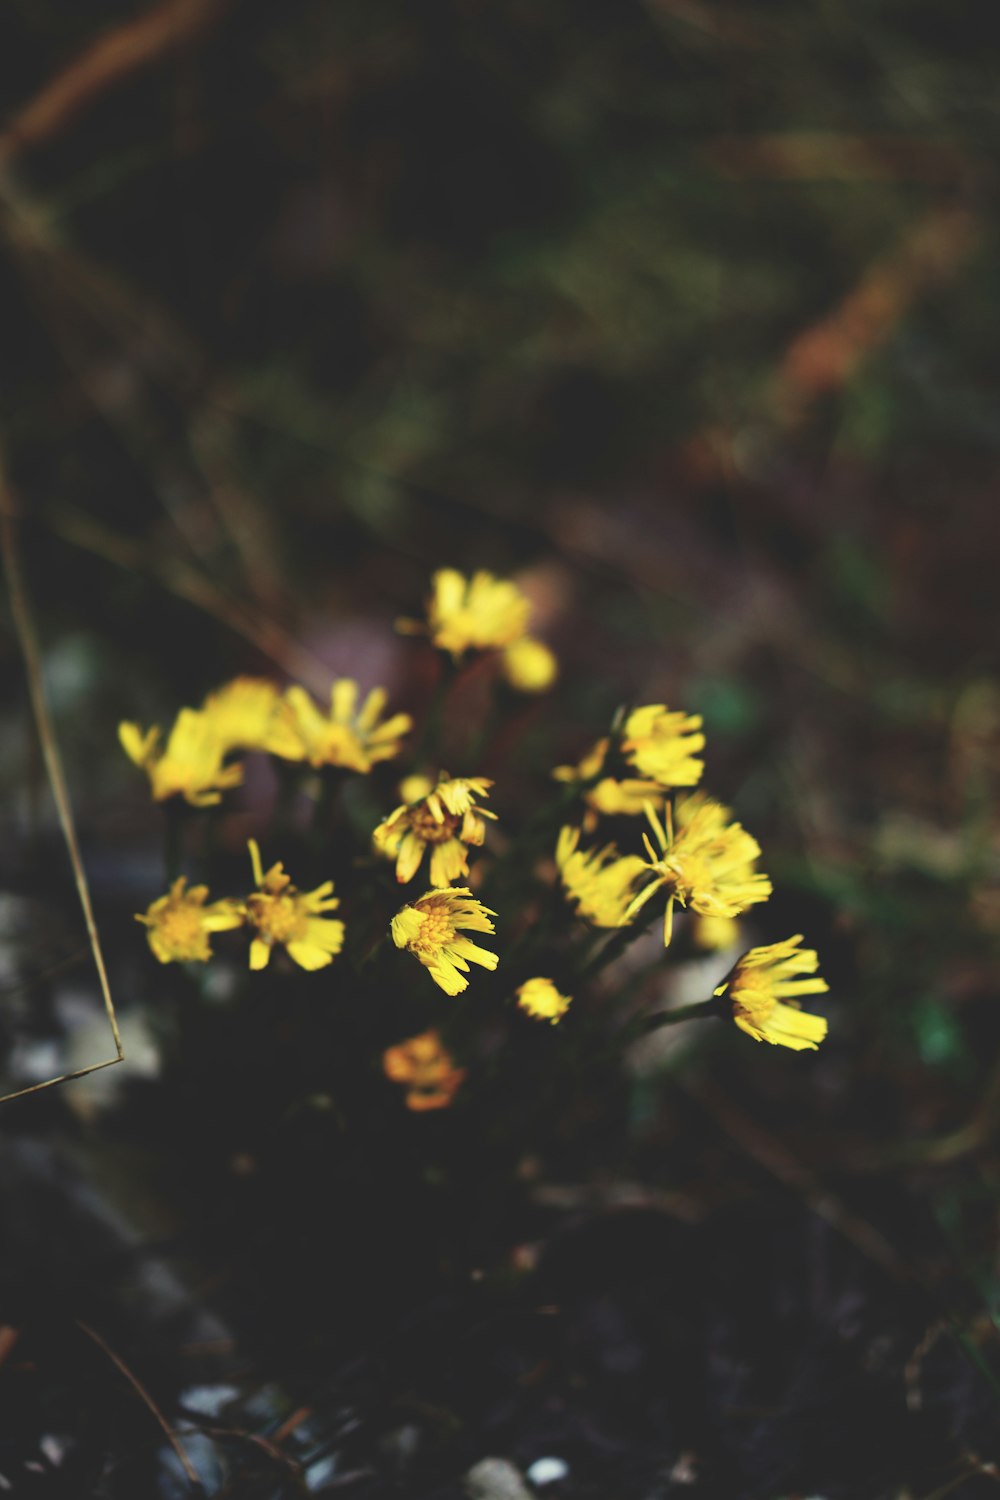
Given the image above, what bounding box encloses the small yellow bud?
[502,636,558,693]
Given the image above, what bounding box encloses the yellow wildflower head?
[501,636,558,693]
[278,679,412,772]
[715,935,829,1051]
[119,709,243,806]
[625,796,772,946]
[201,677,302,758]
[620,705,705,788]
[585,776,668,820]
[553,705,703,831]
[553,737,610,786]
[553,734,665,831]
[516,977,572,1025]
[136,877,243,964]
[391,887,499,996]
[244,839,345,971]
[382,1029,466,1111]
[374,774,496,886]
[400,568,531,659]
[556,826,647,929]
[692,913,741,952]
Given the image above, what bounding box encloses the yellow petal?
[249,937,271,970]
[286,941,334,971]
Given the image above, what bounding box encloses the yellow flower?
[553,737,610,786]
[715,935,828,1051]
[626,796,772,946]
[516,977,572,1024]
[553,707,702,831]
[400,568,531,659]
[586,776,668,819]
[201,677,302,757]
[620,705,705,788]
[501,636,558,693]
[382,1029,466,1111]
[556,826,647,928]
[397,772,436,804]
[136,877,243,964]
[374,775,496,886]
[391,887,499,996]
[119,709,243,806]
[278,679,412,772]
[244,839,345,971]
[692,913,741,951]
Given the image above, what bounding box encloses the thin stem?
[579,919,653,981]
[632,997,722,1034]
[409,654,457,769]
[164,800,187,883]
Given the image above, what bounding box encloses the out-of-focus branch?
[0,168,324,686]
[49,503,333,694]
[678,199,982,485]
[704,132,983,185]
[0,0,235,165]
[772,202,981,420]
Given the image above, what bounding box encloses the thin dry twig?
[272,1406,313,1445]
[685,1076,913,1280]
[0,468,124,1105]
[49,502,333,693]
[76,1318,202,1489]
[190,1425,307,1491]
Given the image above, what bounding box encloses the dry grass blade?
[76,1319,202,1489]
[0,469,124,1104]
[686,1077,913,1281]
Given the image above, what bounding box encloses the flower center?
[730,973,775,1024]
[408,806,461,844]
[156,902,209,960]
[248,891,308,945]
[412,901,455,955]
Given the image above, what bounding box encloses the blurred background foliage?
[1,0,1000,1495]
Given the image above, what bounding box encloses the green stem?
[616,996,722,1050]
[309,766,346,844]
[410,655,457,770]
[633,997,722,1033]
[163,801,186,883]
[356,931,389,975]
[465,678,516,770]
[579,918,653,980]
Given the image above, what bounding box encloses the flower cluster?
[124,566,830,1113]
[556,715,771,947]
[553,689,828,1046]
[137,844,344,971]
[120,675,412,805]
